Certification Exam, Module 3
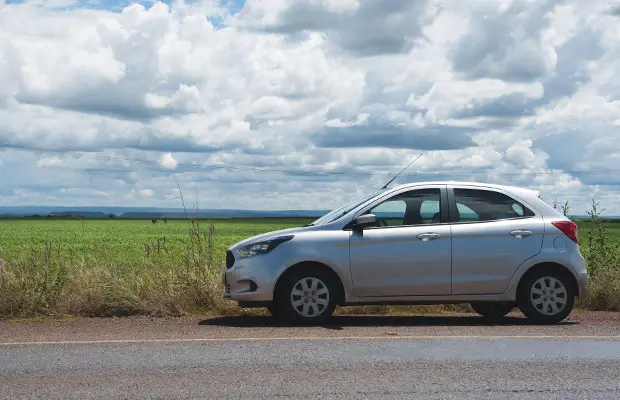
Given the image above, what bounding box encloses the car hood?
[228,226,313,250]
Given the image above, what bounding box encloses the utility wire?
[1,143,616,180]
[1,144,379,177]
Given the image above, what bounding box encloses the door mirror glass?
[352,214,377,230]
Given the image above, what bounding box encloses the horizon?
[0,204,329,211]
[1,205,619,220]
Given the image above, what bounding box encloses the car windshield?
[308,189,386,226]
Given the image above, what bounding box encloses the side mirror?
[351,214,377,230]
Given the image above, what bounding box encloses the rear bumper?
[569,249,588,298]
[576,270,589,298]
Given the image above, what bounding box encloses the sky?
[0,0,620,214]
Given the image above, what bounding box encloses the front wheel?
[275,267,339,325]
[518,268,575,324]
[470,303,513,320]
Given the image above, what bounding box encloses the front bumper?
[222,252,282,302]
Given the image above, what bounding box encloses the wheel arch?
[516,262,580,297]
[273,261,347,305]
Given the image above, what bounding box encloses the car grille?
[226,250,235,269]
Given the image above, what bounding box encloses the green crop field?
[1,217,618,264]
[0,218,313,268]
[576,220,620,240]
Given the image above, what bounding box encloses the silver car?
[223,181,588,324]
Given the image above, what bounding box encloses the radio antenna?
[381,153,424,189]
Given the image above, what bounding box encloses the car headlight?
[237,235,294,259]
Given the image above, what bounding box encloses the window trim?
[346,185,449,230]
[447,186,537,225]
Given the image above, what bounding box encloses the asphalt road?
[1,313,619,399]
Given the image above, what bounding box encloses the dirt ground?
[1,310,618,344]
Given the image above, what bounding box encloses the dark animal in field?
[152,219,157,224]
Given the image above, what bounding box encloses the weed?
[576,199,620,311]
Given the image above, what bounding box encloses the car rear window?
[454,189,534,223]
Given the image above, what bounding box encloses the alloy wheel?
[530,276,567,315]
[290,277,330,318]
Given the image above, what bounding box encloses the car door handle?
[510,230,533,238]
[417,233,441,242]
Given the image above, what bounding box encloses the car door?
[448,186,545,295]
[349,185,452,297]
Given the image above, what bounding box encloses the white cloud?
[322,0,359,14]
[236,0,430,56]
[448,0,559,82]
[139,188,154,197]
[505,140,543,169]
[406,79,544,122]
[160,152,178,170]
[0,0,619,215]
[36,156,65,168]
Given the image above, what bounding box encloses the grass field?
[0,218,313,268]
[576,220,620,238]
[0,216,619,318]
[0,217,317,318]
[2,217,618,267]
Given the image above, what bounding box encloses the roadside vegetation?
[0,201,619,319]
[0,217,305,318]
[573,201,620,311]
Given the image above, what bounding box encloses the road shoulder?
[1,311,618,344]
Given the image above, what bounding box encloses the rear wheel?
[518,267,575,324]
[275,267,339,325]
[470,303,513,320]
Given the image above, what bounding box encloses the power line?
[0,144,380,177]
[1,143,617,180]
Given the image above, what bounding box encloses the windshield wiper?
[302,223,314,227]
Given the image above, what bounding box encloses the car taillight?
[551,221,579,244]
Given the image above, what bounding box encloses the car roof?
[391,181,540,198]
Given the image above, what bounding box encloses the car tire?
[517,267,575,324]
[470,303,513,320]
[275,266,339,325]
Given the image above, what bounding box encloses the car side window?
[456,203,479,222]
[453,189,534,223]
[368,188,441,227]
[370,199,407,226]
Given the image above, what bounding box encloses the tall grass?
[576,200,620,311]
[0,217,234,318]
